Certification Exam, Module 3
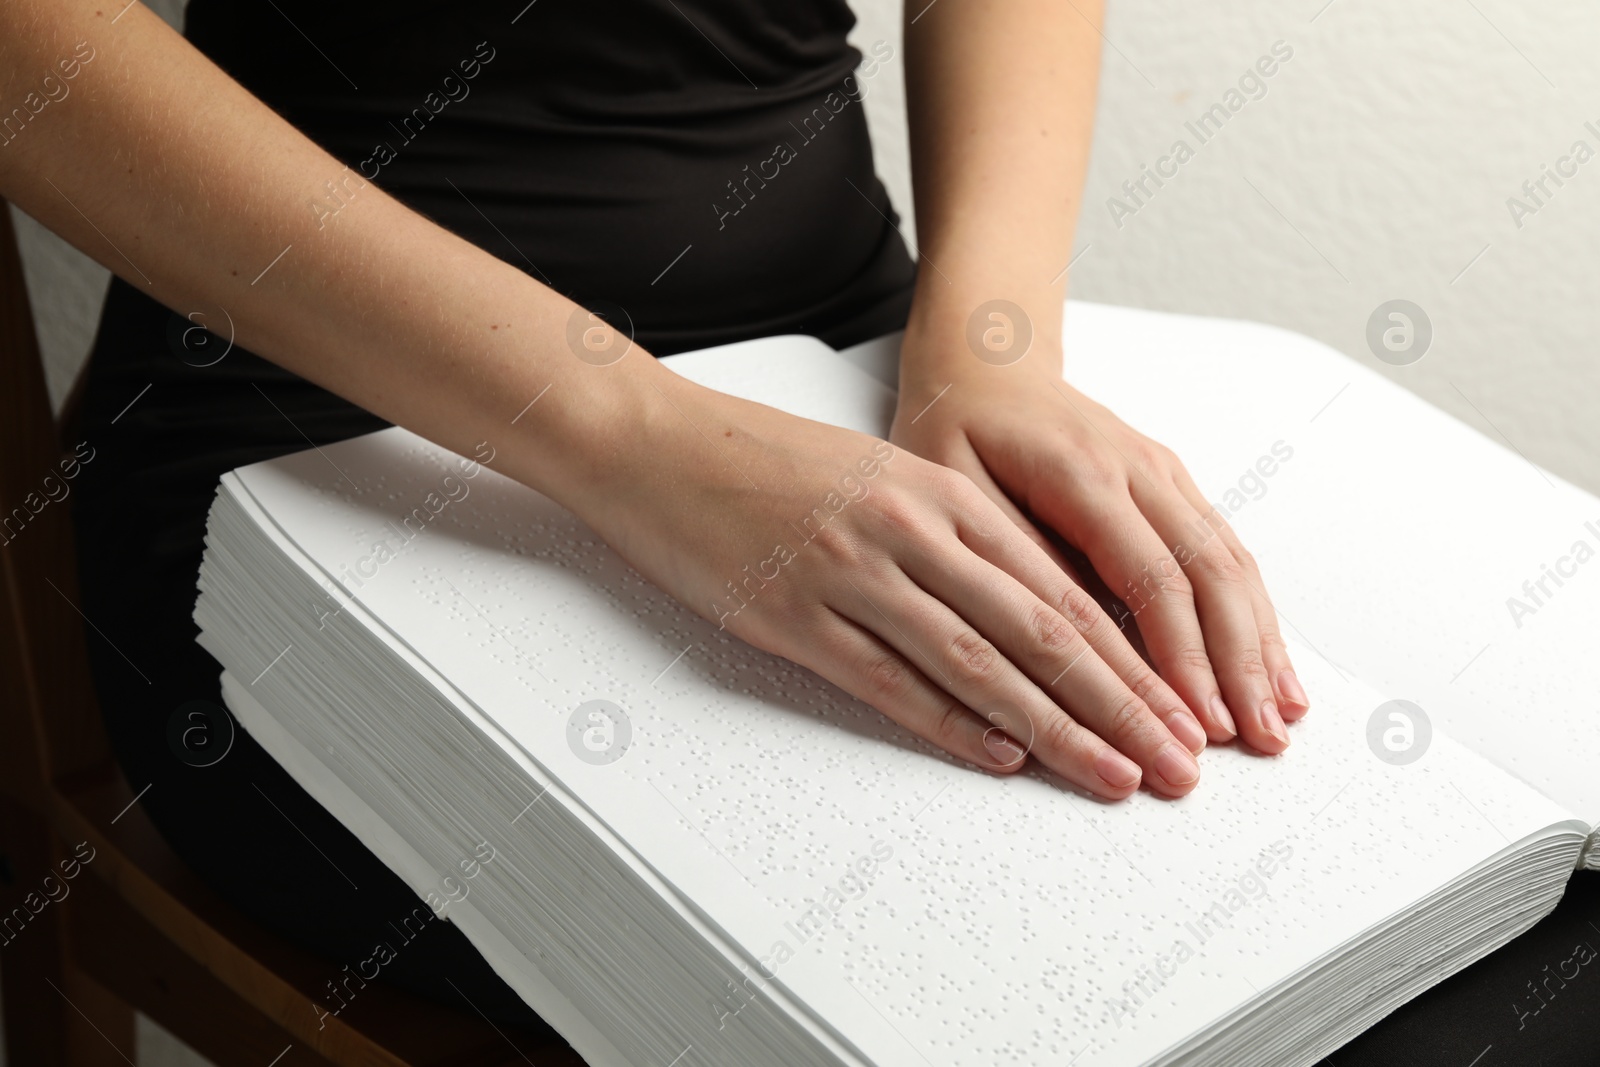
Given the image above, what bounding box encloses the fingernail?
[1094,746,1142,790]
[1208,694,1237,738]
[1261,699,1290,747]
[1277,669,1309,710]
[983,729,1028,767]
[1167,709,1207,755]
[1153,742,1200,789]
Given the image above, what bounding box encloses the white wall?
[849,0,1600,494]
[16,0,1600,494]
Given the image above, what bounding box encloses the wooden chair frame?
[0,198,584,1067]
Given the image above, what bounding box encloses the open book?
[194,300,1600,1067]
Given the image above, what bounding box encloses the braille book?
[195,300,1600,1066]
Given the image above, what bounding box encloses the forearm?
[900,0,1102,378]
[0,0,671,509]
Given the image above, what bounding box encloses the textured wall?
[14,0,1599,494]
[849,0,1600,494]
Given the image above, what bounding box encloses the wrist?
[901,273,1064,385]
[898,298,1063,404]
[496,336,680,516]
[525,354,765,537]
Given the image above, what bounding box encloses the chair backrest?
[0,196,113,809]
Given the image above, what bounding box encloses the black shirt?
[180,0,915,350]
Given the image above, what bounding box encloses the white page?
[222,336,1581,1066]
[833,303,1600,828]
[214,671,638,1067]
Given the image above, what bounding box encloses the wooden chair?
[0,198,588,1067]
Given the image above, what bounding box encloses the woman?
[0,0,1306,1031]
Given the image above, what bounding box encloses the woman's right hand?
[568,367,1211,800]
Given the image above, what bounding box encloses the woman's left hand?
[889,333,1309,756]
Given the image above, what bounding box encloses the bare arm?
[0,0,646,506]
[900,0,1099,360]
[896,0,1308,754]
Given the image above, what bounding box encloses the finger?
[786,609,1031,773]
[1169,468,1309,722]
[1034,479,1237,745]
[941,495,1211,756]
[899,542,1212,799]
[833,566,1200,799]
[1129,478,1289,754]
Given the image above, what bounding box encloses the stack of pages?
[195,301,1600,1067]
